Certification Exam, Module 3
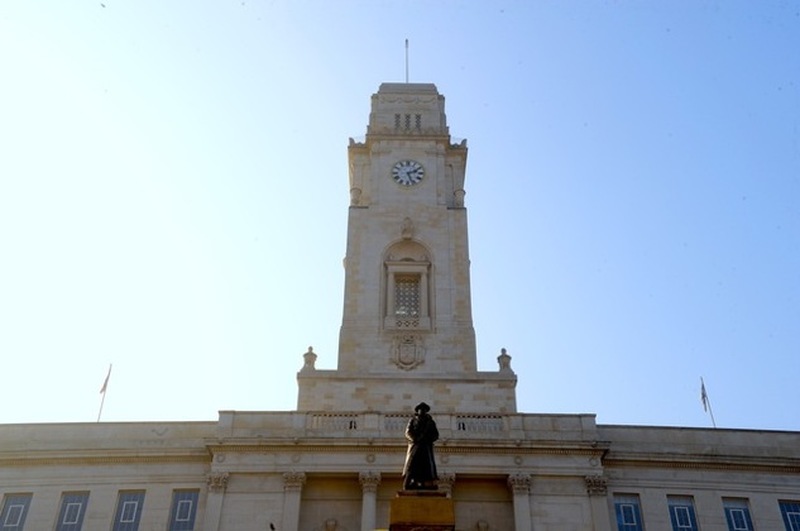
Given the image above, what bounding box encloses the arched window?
[383,240,431,330]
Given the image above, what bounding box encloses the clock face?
[392,160,424,186]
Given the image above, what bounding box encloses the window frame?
[723,498,754,531]
[112,491,145,531]
[0,493,32,530]
[55,492,89,531]
[780,500,800,531]
[384,260,431,330]
[667,496,699,531]
[168,490,199,531]
[613,493,644,531]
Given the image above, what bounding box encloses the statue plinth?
[389,491,455,531]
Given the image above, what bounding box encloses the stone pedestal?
[389,491,455,531]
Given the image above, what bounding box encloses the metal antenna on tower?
[405,39,409,83]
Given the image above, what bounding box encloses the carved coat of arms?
[392,334,425,370]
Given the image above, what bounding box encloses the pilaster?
[202,472,229,531]
[437,472,455,498]
[585,475,612,531]
[282,471,306,531]
[508,473,533,531]
[359,471,381,531]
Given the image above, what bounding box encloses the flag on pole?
[700,376,717,427]
[700,377,708,412]
[100,364,112,394]
[97,364,113,422]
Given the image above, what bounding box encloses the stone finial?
[476,520,490,531]
[301,346,317,372]
[324,519,338,531]
[585,475,608,496]
[359,471,381,493]
[350,187,362,206]
[206,472,229,492]
[454,189,466,207]
[497,348,513,373]
[401,217,414,240]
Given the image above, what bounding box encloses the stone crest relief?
[391,334,425,370]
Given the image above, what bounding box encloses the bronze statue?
[402,402,439,490]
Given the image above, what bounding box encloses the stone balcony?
[214,410,599,446]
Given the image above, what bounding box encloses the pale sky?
[0,2,798,430]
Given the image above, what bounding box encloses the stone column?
[282,472,306,531]
[420,271,429,319]
[359,471,381,531]
[203,472,229,531]
[585,475,612,531]
[508,473,533,531]
[386,274,396,317]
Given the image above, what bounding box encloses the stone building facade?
[1,83,799,531]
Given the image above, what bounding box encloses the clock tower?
[297,83,517,414]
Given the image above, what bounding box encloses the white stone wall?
[1,417,799,530]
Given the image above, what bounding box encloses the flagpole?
[97,364,112,423]
[405,39,409,83]
[700,377,717,428]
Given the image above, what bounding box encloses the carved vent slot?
[394,113,423,131]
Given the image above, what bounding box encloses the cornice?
[205,441,604,458]
[363,133,456,146]
[604,454,800,475]
[0,452,211,467]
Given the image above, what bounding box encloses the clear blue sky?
[1,2,797,430]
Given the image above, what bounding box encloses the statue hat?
[414,402,431,413]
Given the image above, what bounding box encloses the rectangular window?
[723,498,754,531]
[780,500,800,531]
[168,490,199,531]
[56,492,89,531]
[0,494,32,530]
[614,494,644,531]
[668,496,699,531]
[112,491,145,531]
[395,274,420,317]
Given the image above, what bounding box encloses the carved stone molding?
[507,473,531,494]
[283,471,307,491]
[437,472,455,497]
[359,471,381,493]
[585,475,608,496]
[401,217,414,240]
[206,472,229,492]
